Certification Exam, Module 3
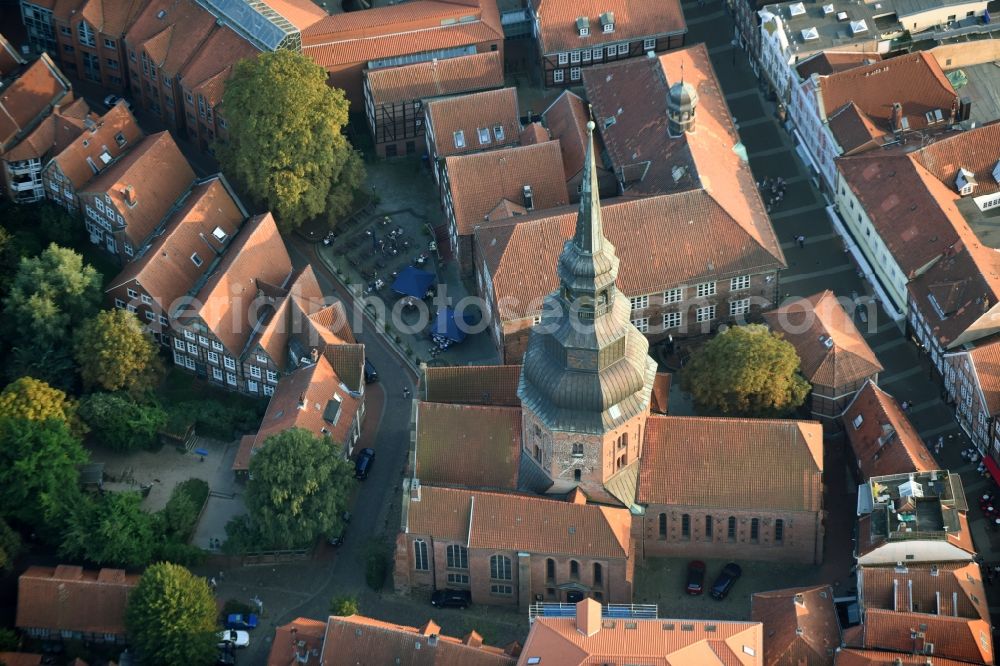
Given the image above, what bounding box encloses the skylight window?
[822,4,834,14]
[191,252,203,267]
[850,19,869,34]
[453,130,465,148]
[789,2,806,16]
[801,26,820,40]
[212,226,228,242]
[477,127,491,145]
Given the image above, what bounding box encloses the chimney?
[576,598,601,637]
[297,393,306,410]
[464,631,483,648]
[523,184,534,211]
[891,102,903,133]
[794,593,805,607]
[427,634,439,647]
[419,620,440,637]
[123,184,136,206]
[410,478,422,502]
[310,347,319,363]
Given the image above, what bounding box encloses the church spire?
[572,121,604,256]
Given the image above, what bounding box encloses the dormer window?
[477,127,491,145]
[576,16,590,36]
[956,167,977,196]
[493,125,505,141]
[453,130,465,148]
[600,11,615,33]
[212,226,227,242]
[190,252,203,267]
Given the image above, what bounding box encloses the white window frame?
[663,311,683,329]
[212,368,223,381]
[477,127,491,145]
[663,287,684,304]
[643,38,656,50]
[696,281,717,297]
[198,335,209,347]
[249,365,262,379]
[207,351,219,365]
[183,329,196,341]
[453,130,465,148]
[630,295,649,310]
[256,354,268,364]
[493,124,505,141]
[553,69,565,83]
[114,298,125,309]
[127,287,138,299]
[853,414,864,429]
[570,51,581,63]
[570,66,582,81]
[730,275,750,291]
[730,298,751,316]
[557,52,569,65]
[603,23,615,34]
[174,338,185,351]
[212,340,223,351]
[144,310,155,321]
[263,385,275,397]
[696,305,716,323]
[140,294,152,305]
[632,317,649,332]
[582,49,592,62]
[593,47,603,60]
[226,372,237,386]
[616,43,628,55]
[223,356,236,370]
[247,380,259,393]
[184,357,196,371]
[186,342,198,355]
[266,370,278,383]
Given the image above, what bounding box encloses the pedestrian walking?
[403,386,411,398]
[219,570,225,581]
[796,235,805,248]
[209,577,217,591]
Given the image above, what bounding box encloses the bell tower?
[517,122,657,505]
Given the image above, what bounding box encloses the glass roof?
[196,0,298,51]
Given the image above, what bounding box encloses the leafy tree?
[0,417,87,536]
[218,49,366,232]
[365,547,388,591]
[0,627,18,652]
[61,491,157,568]
[0,517,21,573]
[159,479,209,541]
[3,243,101,348]
[4,346,77,392]
[679,324,811,417]
[126,562,218,666]
[0,376,79,427]
[74,309,162,393]
[330,595,359,616]
[245,428,354,548]
[79,392,166,452]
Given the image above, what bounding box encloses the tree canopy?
[245,428,354,548]
[79,392,166,452]
[0,376,79,428]
[218,49,365,232]
[0,518,21,574]
[74,309,162,393]
[61,491,156,568]
[679,324,811,418]
[126,563,219,666]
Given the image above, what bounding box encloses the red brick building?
[751,586,841,666]
[47,0,143,91]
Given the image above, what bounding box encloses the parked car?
[328,511,351,546]
[103,94,131,110]
[364,359,378,383]
[685,560,706,596]
[710,562,742,600]
[431,589,471,609]
[355,447,375,480]
[224,613,258,631]
[217,630,250,649]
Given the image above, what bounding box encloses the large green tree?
[0,517,21,573]
[61,491,156,567]
[218,49,366,232]
[246,428,354,548]
[126,563,218,666]
[679,324,811,418]
[74,309,162,393]
[0,417,87,536]
[79,392,166,452]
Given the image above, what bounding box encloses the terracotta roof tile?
[542,90,590,180]
[81,0,144,37]
[186,212,293,357]
[521,607,762,666]
[834,648,974,666]
[49,102,144,190]
[859,562,988,621]
[650,372,671,414]
[426,87,522,158]
[268,617,327,666]
[861,608,992,665]
[841,381,936,480]
[320,614,515,666]
[365,51,504,106]
[533,0,686,55]
[446,141,569,236]
[0,55,72,152]
[795,51,881,79]
[407,485,632,559]
[764,291,883,388]
[79,131,196,247]
[751,585,841,666]
[584,45,783,263]
[827,101,886,155]
[16,566,138,636]
[476,193,785,320]
[912,120,1000,199]
[415,402,521,490]
[3,98,90,163]
[0,654,43,666]
[967,338,1000,415]
[263,0,328,31]
[127,0,216,77]
[181,26,259,108]
[638,415,823,511]
[248,266,325,370]
[519,121,549,146]
[819,52,957,152]
[422,365,522,406]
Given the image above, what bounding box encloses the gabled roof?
[126,0,216,77]
[268,617,327,666]
[320,614,515,666]
[78,131,196,246]
[859,562,988,621]
[912,120,1000,199]
[519,122,549,146]
[819,52,957,153]
[765,290,882,388]
[415,402,521,491]
[827,101,886,155]
[861,608,992,665]
[248,265,325,369]
[407,485,632,559]
[841,381,935,481]
[426,87,522,158]
[48,102,144,190]
[0,653,43,666]
[446,141,569,236]
[477,192,786,320]
[16,566,138,635]
[180,25,259,108]
[834,648,974,666]
[183,212,292,357]
[421,365,522,406]
[106,175,244,304]
[638,415,823,511]
[751,585,840,666]
[533,0,686,55]
[965,338,1000,415]
[76,0,144,36]
[365,51,504,106]
[0,54,73,153]
[542,90,591,181]
[234,354,362,471]
[3,97,90,163]
[583,44,783,264]
[795,51,881,79]
[0,32,26,78]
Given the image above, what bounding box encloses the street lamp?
[731,38,739,67]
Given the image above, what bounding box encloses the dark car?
[328,511,351,546]
[710,562,742,600]
[685,560,706,596]
[355,447,375,480]
[431,589,471,609]
[364,359,378,383]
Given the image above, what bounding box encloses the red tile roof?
[912,120,1000,199]
[541,90,590,181]
[320,614,515,666]
[79,131,196,247]
[16,566,138,636]
[650,372,671,414]
[476,192,785,320]
[827,102,887,156]
[861,608,992,665]
[859,561,988,621]
[407,485,632,559]
[80,0,145,37]
[181,25,259,108]
[426,87,521,158]
[0,54,73,152]
[446,141,569,236]
[0,654,43,666]
[49,102,144,190]
[584,45,783,263]
[519,122,549,146]
[835,649,972,666]
[421,365,522,406]
[966,338,1000,415]
[365,51,504,106]
[3,97,90,163]
[415,402,521,490]
[819,52,957,154]
[263,0,327,31]
[532,0,686,55]
[126,0,215,78]
[764,291,882,388]
[795,51,881,79]
[638,415,823,511]
[751,586,841,666]
[268,617,326,666]
[841,381,936,480]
